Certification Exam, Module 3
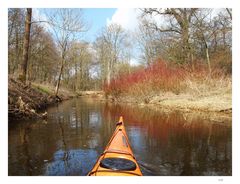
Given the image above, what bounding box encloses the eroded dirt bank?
[8,78,75,121]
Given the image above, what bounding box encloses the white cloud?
[106,8,140,32]
[106,9,143,66]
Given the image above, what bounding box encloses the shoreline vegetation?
[8,73,231,122]
[8,8,232,122]
[105,60,232,120]
[8,77,104,121]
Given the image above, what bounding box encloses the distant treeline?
[8,8,231,95]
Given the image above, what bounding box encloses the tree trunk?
[191,51,195,71]
[213,32,217,52]
[206,46,211,75]
[18,8,32,83]
[55,58,64,96]
[13,28,19,74]
[223,30,226,47]
[74,59,78,91]
[106,60,111,86]
[226,8,232,20]
[182,25,190,64]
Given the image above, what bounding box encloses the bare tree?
[8,9,25,75]
[27,24,59,83]
[94,37,110,86]
[137,18,165,66]
[47,9,88,96]
[67,41,93,91]
[142,8,198,67]
[18,8,32,83]
[95,24,131,86]
[192,9,213,74]
[226,8,232,20]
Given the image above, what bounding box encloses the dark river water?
[8,97,232,176]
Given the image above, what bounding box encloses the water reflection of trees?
[8,98,117,175]
[103,103,232,176]
[8,120,59,175]
[9,98,231,176]
[44,99,113,175]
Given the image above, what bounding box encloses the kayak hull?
[88,117,142,176]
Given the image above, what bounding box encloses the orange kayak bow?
[88,116,143,176]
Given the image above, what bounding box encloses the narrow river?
[8,97,232,176]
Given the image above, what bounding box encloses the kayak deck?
[88,117,142,176]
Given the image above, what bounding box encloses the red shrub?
[103,59,187,96]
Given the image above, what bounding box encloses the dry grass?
[183,74,232,97]
[103,59,232,113]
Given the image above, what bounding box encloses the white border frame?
[0,1,238,184]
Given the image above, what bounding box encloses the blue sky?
[35,8,140,43]
[34,8,141,65]
[36,8,117,42]
[83,8,117,42]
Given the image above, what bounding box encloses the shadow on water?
[8,97,232,176]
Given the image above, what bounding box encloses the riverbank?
[77,90,104,98]
[8,77,231,121]
[8,78,76,121]
[108,93,231,124]
[104,61,232,118]
[107,88,231,121]
[113,89,231,114]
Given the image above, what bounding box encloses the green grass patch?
[32,83,53,95]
